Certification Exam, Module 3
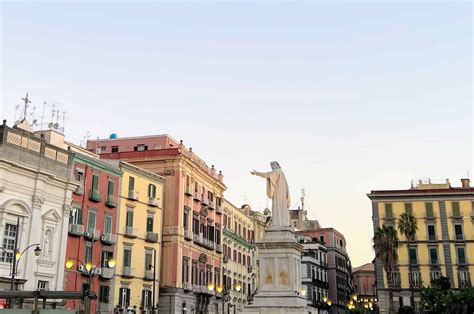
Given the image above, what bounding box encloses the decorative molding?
[32,195,45,209]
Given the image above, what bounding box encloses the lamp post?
[0,217,42,309]
[65,256,116,314]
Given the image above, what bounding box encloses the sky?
[1,1,472,267]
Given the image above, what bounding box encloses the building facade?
[368,178,474,313]
[298,236,329,312]
[221,201,257,313]
[352,263,376,308]
[64,152,122,313]
[107,161,164,313]
[297,228,353,313]
[0,120,77,299]
[89,135,225,314]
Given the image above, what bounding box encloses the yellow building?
[368,178,474,313]
[222,200,257,313]
[107,161,165,312]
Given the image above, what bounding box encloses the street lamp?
[0,239,42,308]
[65,257,116,314]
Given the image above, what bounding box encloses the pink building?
[352,263,376,300]
[297,228,354,312]
[87,135,226,314]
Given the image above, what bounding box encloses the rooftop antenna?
[21,93,31,120]
[29,104,38,128]
[49,103,56,129]
[40,101,47,128]
[62,111,66,134]
[13,104,20,124]
[300,188,305,210]
[80,131,90,148]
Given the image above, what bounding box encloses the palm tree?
[398,212,418,310]
[373,225,399,313]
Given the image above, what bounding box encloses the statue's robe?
[258,169,290,227]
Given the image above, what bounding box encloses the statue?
[251,161,290,228]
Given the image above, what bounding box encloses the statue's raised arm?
[251,161,290,228]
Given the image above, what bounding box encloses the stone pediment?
[41,208,62,222]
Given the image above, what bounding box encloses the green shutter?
[385,204,393,218]
[128,176,135,191]
[146,217,154,232]
[452,202,460,217]
[404,203,413,214]
[426,203,434,217]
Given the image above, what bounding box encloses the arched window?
[148,184,156,199]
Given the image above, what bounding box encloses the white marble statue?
[251,161,291,228]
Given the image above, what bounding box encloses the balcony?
[84,228,100,240]
[101,233,117,245]
[247,265,253,273]
[193,285,207,294]
[74,184,84,196]
[183,282,192,292]
[216,205,223,215]
[144,270,154,281]
[127,190,138,201]
[68,223,84,236]
[148,198,159,207]
[201,196,209,206]
[184,186,193,196]
[193,192,202,202]
[89,189,102,202]
[215,244,223,253]
[122,266,134,278]
[145,232,159,243]
[208,199,215,210]
[184,229,193,241]
[100,267,114,280]
[105,195,117,208]
[124,226,137,239]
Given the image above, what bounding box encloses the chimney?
[461,178,470,188]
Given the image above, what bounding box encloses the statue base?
[243,227,313,314]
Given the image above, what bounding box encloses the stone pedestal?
[244,227,309,314]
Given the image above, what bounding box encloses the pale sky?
[1,1,472,267]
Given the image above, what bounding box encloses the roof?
[352,262,374,273]
[367,187,474,199]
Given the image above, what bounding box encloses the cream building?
[0,120,77,297]
[222,200,257,313]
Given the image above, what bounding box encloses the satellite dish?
[48,122,53,128]
[53,123,59,129]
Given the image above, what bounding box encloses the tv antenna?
[40,101,47,128]
[21,93,31,120]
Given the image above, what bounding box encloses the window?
[126,210,133,227]
[104,215,112,235]
[85,241,92,264]
[192,261,197,284]
[192,213,199,235]
[454,224,463,240]
[233,250,237,262]
[183,209,189,230]
[142,290,152,308]
[148,184,156,199]
[405,203,413,214]
[107,180,114,197]
[247,256,251,266]
[146,216,154,232]
[134,144,148,151]
[458,271,470,287]
[123,247,132,267]
[75,168,84,182]
[319,235,325,244]
[118,287,130,308]
[145,251,153,271]
[456,247,466,264]
[101,251,113,268]
[99,285,110,303]
[69,207,83,225]
[128,176,135,192]
[385,203,393,219]
[182,258,189,283]
[409,247,418,265]
[429,247,438,265]
[91,174,99,191]
[111,146,119,153]
[452,202,460,217]
[87,210,96,232]
[411,272,421,288]
[391,272,400,287]
[425,203,434,218]
[37,280,49,291]
[430,271,440,284]
[427,225,436,241]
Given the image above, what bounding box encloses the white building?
[0,120,77,295]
